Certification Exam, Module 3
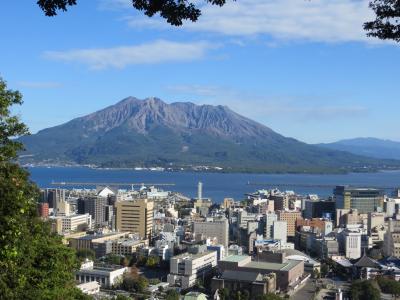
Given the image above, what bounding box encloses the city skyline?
[1,0,399,143]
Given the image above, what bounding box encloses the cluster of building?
[36,182,400,299]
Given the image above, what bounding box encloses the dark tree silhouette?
[364,0,400,42]
[37,0,230,26]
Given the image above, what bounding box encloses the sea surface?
[28,167,400,203]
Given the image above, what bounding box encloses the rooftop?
[222,255,249,263]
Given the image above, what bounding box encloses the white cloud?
[17,81,63,89]
[97,0,132,10]
[125,0,378,44]
[167,84,368,121]
[44,40,217,70]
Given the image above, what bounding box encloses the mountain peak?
[19,96,400,172]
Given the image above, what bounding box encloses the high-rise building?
[304,200,335,220]
[264,212,277,239]
[384,218,400,257]
[343,231,361,259]
[193,217,229,248]
[385,199,396,218]
[270,195,289,211]
[45,188,65,208]
[273,221,287,243]
[38,202,49,218]
[334,186,384,214]
[276,211,302,237]
[85,196,107,227]
[115,199,154,239]
[367,212,385,234]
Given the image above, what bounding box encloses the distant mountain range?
[318,137,400,160]
[18,97,400,173]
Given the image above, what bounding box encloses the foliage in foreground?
[350,279,381,300]
[0,77,87,299]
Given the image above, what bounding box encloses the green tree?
[135,275,149,293]
[115,295,131,300]
[219,288,230,300]
[37,0,229,26]
[0,77,89,299]
[166,289,180,300]
[76,249,95,261]
[255,294,283,300]
[377,276,400,297]
[145,255,160,268]
[351,280,380,300]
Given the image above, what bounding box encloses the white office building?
[75,260,127,288]
[344,231,361,259]
[167,250,217,289]
[273,220,288,243]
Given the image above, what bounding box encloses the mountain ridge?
[18,97,400,173]
[317,137,400,160]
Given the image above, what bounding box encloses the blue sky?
[0,0,398,143]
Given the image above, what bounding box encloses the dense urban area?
[36,180,400,300]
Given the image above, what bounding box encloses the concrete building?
[167,249,217,289]
[216,254,304,291]
[385,199,397,218]
[343,231,362,259]
[60,214,92,233]
[45,188,65,209]
[238,211,258,229]
[76,281,100,295]
[115,199,154,239]
[334,186,384,214]
[85,196,107,227]
[51,213,92,234]
[69,232,131,258]
[111,238,148,256]
[367,212,385,234]
[38,202,49,218]
[384,218,400,257]
[276,211,302,237]
[273,221,287,243]
[296,218,333,236]
[75,260,127,288]
[304,200,335,220]
[270,194,289,211]
[264,212,277,239]
[193,217,229,248]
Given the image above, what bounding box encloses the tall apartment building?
[38,202,49,218]
[304,200,335,220]
[85,196,108,227]
[238,210,258,229]
[334,186,384,214]
[276,211,302,237]
[115,199,154,239]
[264,212,277,239]
[343,231,361,259]
[193,217,229,248]
[273,221,287,243]
[270,195,289,211]
[367,212,385,234]
[42,188,65,208]
[384,218,400,257]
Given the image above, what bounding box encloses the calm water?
[28,167,400,203]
